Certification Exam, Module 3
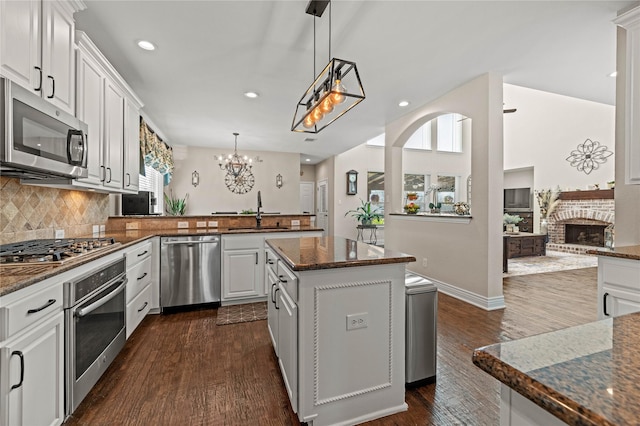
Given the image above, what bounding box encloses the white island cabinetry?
[595,250,640,319]
[266,236,415,426]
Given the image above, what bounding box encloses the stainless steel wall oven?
[64,257,127,415]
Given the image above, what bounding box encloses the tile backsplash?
[0,177,109,245]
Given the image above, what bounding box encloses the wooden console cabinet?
[503,233,546,272]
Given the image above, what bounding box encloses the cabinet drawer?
[126,256,152,303]
[126,284,152,338]
[277,262,298,301]
[0,283,63,341]
[125,241,152,267]
[602,260,640,290]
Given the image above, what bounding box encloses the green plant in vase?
[428,202,442,213]
[164,190,188,216]
[503,213,523,233]
[345,199,383,226]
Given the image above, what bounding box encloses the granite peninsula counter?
[264,236,415,425]
[473,312,640,426]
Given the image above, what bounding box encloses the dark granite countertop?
[473,312,640,426]
[266,236,416,271]
[0,226,322,297]
[586,245,640,261]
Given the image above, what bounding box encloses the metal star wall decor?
[566,138,613,175]
[224,168,255,194]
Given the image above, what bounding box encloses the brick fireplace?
[546,189,614,254]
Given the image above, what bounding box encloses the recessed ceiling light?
[137,40,156,51]
[398,100,410,107]
[244,91,259,98]
[608,71,618,77]
[305,158,311,162]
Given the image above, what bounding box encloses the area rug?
[216,302,268,325]
[504,250,598,277]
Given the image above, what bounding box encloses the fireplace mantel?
[559,189,614,200]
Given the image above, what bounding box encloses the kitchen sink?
[228,226,290,231]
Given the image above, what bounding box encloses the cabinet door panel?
[103,79,124,189]
[602,286,640,318]
[41,0,75,114]
[0,0,40,93]
[123,98,140,192]
[76,51,104,185]
[277,288,298,413]
[4,313,64,426]
[222,249,260,299]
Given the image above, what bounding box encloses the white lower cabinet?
[597,255,640,319]
[125,240,154,338]
[0,282,64,426]
[222,231,321,305]
[276,272,298,413]
[222,248,261,300]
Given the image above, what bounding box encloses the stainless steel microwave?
[0,77,88,179]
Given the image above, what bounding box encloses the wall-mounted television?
[504,187,531,210]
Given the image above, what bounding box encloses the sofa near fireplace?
[546,189,614,254]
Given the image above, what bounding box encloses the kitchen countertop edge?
[586,244,640,260]
[472,348,612,426]
[266,236,416,272]
[1,226,322,297]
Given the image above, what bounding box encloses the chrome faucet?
[256,190,262,228]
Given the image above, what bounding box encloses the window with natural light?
[139,165,164,214]
[436,113,463,152]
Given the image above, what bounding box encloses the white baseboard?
[408,273,505,311]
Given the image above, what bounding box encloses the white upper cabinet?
[73,32,143,193]
[123,98,141,192]
[615,6,640,185]
[0,0,84,115]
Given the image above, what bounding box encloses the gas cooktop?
[0,237,119,265]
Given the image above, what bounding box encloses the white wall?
[168,145,301,215]
[504,167,534,190]
[385,73,505,310]
[300,164,316,182]
[504,84,615,190]
[333,144,385,240]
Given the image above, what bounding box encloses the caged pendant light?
[291,0,365,134]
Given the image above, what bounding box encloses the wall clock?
[346,170,358,195]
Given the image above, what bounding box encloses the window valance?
[139,118,174,185]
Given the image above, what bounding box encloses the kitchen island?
[265,236,415,426]
[473,312,640,426]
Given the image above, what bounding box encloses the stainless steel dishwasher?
[160,235,221,311]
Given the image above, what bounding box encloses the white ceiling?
[75,0,636,164]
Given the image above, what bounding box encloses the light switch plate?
[54,229,64,239]
[208,221,218,228]
[196,221,206,228]
[177,222,189,229]
[291,220,300,226]
[126,222,139,230]
[92,225,100,236]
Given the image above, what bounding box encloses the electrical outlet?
[177,221,189,229]
[99,225,105,232]
[92,225,100,236]
[126,222,139,230]
[196,221,206,228]
[291,220,300,226]
[346,313,368,330]
[54,229,64,239]
[208,221,218,228]
[422,258,428,268]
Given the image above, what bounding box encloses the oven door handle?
[75,279,127,318]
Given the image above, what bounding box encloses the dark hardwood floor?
[64,267,597,426]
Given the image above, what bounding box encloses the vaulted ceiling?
[75,1,636,164]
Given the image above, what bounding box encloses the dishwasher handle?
[162,239,219,246]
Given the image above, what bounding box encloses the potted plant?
[164,190,188,216]
[345,199,383,226]
[404,202,420,214]
[428,202,442,213]
[503,213,523,233]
